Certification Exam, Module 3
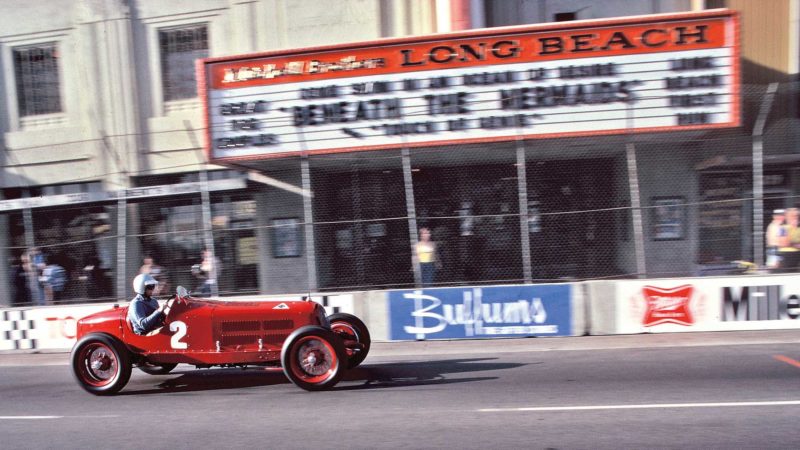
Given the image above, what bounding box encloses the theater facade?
[198,9,744,291]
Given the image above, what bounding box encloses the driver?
[128,273,168,335]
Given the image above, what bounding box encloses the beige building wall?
[708,0,799,82]
[0,0,441,190]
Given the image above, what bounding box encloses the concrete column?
[74,0,140,189]
[228,0,259,53]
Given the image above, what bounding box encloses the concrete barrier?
[19,272,800,350]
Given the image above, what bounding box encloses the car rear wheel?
[328,313,371,369]
[281,326,346,391]
[71,334,132,395]
[138,362,178,375]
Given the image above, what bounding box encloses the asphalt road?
[2,331,800,449]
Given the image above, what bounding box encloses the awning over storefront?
[0,178,246,212]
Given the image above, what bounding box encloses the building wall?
[732,0,798,83]
[484,0,694,26]
[1,0,438,192]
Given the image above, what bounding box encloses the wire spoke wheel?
[281,326,346,391]
[293,337,336,382]
[79,343,119,386]
[71,334,131,395]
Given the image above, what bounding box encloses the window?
[13,43,61,116]
[159,25,208,101]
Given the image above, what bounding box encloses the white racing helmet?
[133,273,158,295]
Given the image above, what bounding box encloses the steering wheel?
[161,295,177,321]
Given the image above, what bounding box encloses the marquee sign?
[199,10,739,161]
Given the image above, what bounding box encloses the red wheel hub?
[290,337,338,384]
[78,343,119,387]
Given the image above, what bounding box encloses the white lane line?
[479,400,800,412]
[0,416,62,420]
[0,415,119,420]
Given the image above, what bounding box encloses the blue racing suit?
[127,293,164,335]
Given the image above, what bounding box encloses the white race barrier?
[0,293,358,351]
[18,272,800,350]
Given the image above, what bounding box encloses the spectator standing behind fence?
[414,227,441,287]
[22,248,45,305]
[9,255,29,305]
[192,249,220,296]
[766,209,786,269]
[139,256,169,295]
[777,208,800,272]
[41,262,67,304]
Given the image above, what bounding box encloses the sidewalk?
[2,330,799,366]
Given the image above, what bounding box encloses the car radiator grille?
[218,320,294,348]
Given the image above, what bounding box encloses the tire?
[71,334,132,395]
[281,326,346,391]
[328,313,371,369]
[138,362,178,375]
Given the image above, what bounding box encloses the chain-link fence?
[2,81,798,306]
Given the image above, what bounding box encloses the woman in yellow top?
[777,208,800,272]
[414,227,440,287]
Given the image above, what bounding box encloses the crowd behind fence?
[2,81,799,306]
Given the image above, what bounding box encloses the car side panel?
[122,300,216,355]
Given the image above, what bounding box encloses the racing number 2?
[170,321,188,349]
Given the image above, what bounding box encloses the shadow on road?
[120,357,527,395]
[120,367,287,395]
[338,357,528,390]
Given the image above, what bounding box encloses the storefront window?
[413,161,522,284]
[137,197,204,296]
[311,157,411,290]
[211,194,258,295]
[136,192,258,297]
[526,158,619,279]
[32,205,115,303]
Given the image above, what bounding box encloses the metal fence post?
[753,82,779,267]
[516,141,533,283]
[402,148,421,287]
[199,170,219,297]
[301,156,318,291]
[626,142,647,278]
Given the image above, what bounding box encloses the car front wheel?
[281,326,346,391]
[71,334,132,395]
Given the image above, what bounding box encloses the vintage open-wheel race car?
[70,286,370,395]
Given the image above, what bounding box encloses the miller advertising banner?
[614,275,800,333]
[200,10,739,161]
[387,284,572,341]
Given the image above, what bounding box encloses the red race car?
[70,286,370,395]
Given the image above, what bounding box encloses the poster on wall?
[271,218,302,257]
[387,284,572,340]
[652,197,685,240]
[200,10,739,161]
